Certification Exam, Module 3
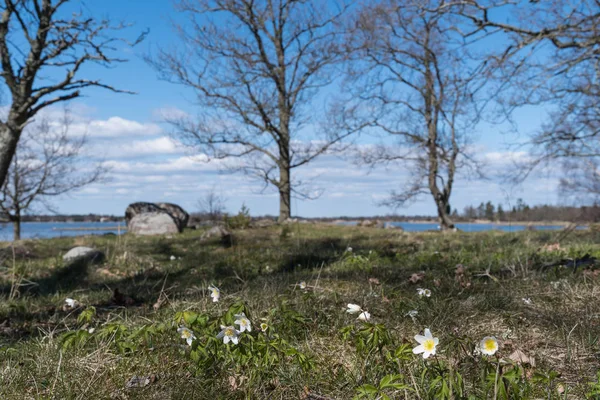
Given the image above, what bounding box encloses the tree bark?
[278,164,291,222]
[12,216,20,241]
[0,123,22,191]
[435,197,454,230]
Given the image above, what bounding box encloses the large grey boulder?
[125,202,163,223]
[63,246,105,265]
[155,202,189,231]
[125,202,189,233]
[129,212,179,236]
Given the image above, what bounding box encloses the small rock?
[251,218,277,228]
[384,223,404,230]
[63,246,105,265]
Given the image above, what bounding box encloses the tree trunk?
[278,164,291,222]
[13,217,21,241]
[435,197,455,230]
[0,123,21,190]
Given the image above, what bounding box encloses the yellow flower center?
[182,330,191,338]
[261,323,268,330]
[212,289,219,296]
[240,319,247,326]
[484,339,497,352]
[225,328,235,336]
[423,339,435,352]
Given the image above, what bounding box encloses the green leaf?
[357,384,378,394]
[183,312,197,325]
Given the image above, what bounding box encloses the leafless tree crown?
[456,0,600,181]
[149,0,356,221]
[343,0,491,228]
[0,110,107,240]
[0,0,144,189]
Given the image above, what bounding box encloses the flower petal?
[415,335,426,344]
[412,344,425,354]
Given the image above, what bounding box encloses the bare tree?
[0,0,144,189]
[345,0,488,229]
[149,0,356,222]
[456,0,600,179]
[0,112,106,240]
[197,187,227,221]
[560,159,600,202]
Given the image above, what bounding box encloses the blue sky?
[19,1,568,218]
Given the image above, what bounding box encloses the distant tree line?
[459,200,600,223]
[0,214,122,223]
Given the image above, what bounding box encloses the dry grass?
[0,224,599,398]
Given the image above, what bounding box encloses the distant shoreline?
[52,226,127,231]
[406,219,577,226]
[330,219,583,226]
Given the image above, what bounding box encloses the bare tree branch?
[0,109,108,240]
[0,0,143,191]
[148,0,354,222]
[342,0,490,229]
[455,0,600,185]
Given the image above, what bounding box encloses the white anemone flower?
[217,325,240,345]
[299,281,307,290]
[177,327,196,346]
[234,313,252,333]
[346,246,353,253]
[357,311,371,321]
[413,328,439,359]
[417,288,431,298]
[208,285,220,302]
[170,255,176,261]
[260,322,269,332]
[346,303,362,314]
[407,310,418,320]
[480,336,499,356]
[65,298,78,308]
[522,297,532,305]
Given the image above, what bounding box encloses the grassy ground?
[0,224,599,399]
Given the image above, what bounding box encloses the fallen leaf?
[228,376,238,390]
[508,349,536,367]
[409,272,425,284]
[153,294,167,311]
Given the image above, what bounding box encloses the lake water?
[337,221,584,232]
[0,222,126,242]
[0,220,584,242]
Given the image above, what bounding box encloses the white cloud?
[107,136,182,157]
[152,107,190,121]
[60,116,162,138]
